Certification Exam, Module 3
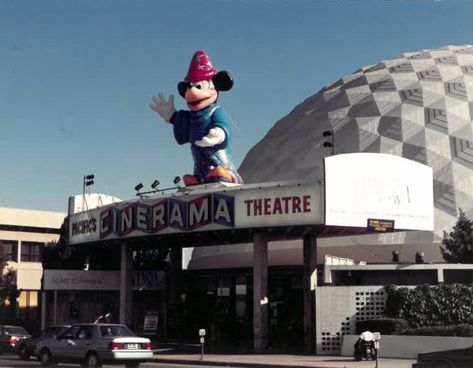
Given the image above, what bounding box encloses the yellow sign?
[367,218,395,232]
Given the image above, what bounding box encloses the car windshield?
[99,325,134,337]
[5,326,28,335]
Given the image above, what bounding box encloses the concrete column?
[253,231,268,353]
[119,242,132,325]
[53,291,57,326]
[41,291,47,329]
[437,268,444,283]
[169,248,183,303]
[303,234,318,352]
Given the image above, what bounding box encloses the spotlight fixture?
[135,183,144,192]
[84,174,95,187]
[392,250,399,263]
[82,174,96,209]
[151,180,160,189]
[173,176,181,185]
[415,251,425,264]
[322,129,335,155]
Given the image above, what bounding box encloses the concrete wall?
[16,262,43,289]
[315,286,387,354]
[341,334,473,359]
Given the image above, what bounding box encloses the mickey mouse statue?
[150,50,243,187]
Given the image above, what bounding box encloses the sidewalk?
[153,351,415,368]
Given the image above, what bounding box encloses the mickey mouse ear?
[177,81,188,98]
[212,71,233,92]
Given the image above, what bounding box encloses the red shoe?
[183,174,201,186]
[205,166,235,183]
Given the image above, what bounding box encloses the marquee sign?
[325,153,434,231]
[43,270,166,291]
[68,182,323,245]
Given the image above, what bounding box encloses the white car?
[35,323,153,368]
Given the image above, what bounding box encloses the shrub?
[356,318,409,335]
[384,284,473,328]
[398,324,473,337]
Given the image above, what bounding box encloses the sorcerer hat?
[184,50,218,83]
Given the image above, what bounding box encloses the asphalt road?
[0,354,237,368]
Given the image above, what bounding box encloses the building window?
[18,290,38,320]
[21,242,43,262]
[0,240,18,262]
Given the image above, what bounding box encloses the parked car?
[35,323,153,367]
[17,325,70,360]
[0,325,31,354]
[413,345,473,368]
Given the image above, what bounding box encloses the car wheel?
[39,349,53,366]
[18,345,30,360]
[84,352,101,368]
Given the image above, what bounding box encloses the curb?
[152,357,335,368]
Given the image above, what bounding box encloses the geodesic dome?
[239,45,473,236]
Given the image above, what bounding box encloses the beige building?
[0,207,65,327]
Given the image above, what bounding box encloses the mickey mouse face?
[177,71,234,111]
[183,80,218,111]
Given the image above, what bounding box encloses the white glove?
[195,127,225,147]
[150,93,175,123]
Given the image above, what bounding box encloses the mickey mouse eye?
[191,81,209,90]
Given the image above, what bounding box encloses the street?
[0,354,241,368]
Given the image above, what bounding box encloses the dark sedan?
[17,325,70,360]
[413,345,473,368]
[0,325,31,354]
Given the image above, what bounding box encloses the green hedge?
[384,284,473,328]
[399,324,473,337]
[356,318,409,335]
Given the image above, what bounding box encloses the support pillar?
[169,247,183,303]
[53,290,57,326]
[41,291,47,329]
[119,242,132,325]
[303,234,318,352]
[253,231,268,353]
[167,247,183,340]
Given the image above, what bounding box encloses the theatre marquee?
[68,182,324,245]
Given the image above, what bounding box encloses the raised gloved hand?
[195,127,225,147]
[150,93,175,123]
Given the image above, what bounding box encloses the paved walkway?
[153,352,415,368]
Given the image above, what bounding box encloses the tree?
[0,246,6,277]
[441,208,473,263]
[0,246,21,322]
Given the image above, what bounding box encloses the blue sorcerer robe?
[170,104,242,182]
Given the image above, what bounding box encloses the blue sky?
[1,0,472,212]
